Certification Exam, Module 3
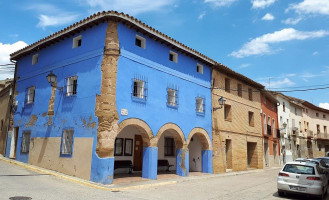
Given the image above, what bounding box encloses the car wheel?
[278,190,284,197]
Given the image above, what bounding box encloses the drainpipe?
[4,59,17,156]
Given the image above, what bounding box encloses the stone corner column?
[176,147,189,177]
[142,146,158,180]
[202,150,213,173]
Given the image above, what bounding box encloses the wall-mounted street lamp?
[213,96,226,111]
[46,71,63,91]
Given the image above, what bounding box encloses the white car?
[277,161,328,199]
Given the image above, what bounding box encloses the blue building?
[8,11,214,184]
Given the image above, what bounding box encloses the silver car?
[277,161,328,199]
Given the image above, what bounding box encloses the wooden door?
[133,135,143,171]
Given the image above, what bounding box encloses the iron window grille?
[61,129,74,155]
[196,96,205,114]
[65,76,78,97]
[167,86,179,108]
[131,76,148,101]
[21,131,31,153]
[25,86,35,105]
[164,137,175,156]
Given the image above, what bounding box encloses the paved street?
[0,160,326,200]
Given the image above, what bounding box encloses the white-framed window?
[61,129,74,155]
[167,88,178,107]
[164,137,175,156]
[72,35,82,48]
[32,54,38,65]
[26,86,35,104]
[197,64,203,74]
[21,131,31,153]
[133,79,144,98]
[196,97,205,113]
[169,51,178,63]
[135,35,146,49]
[66,76,78,96]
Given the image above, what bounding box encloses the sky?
[0,0,329,108]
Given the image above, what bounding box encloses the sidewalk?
[0,155,281,191]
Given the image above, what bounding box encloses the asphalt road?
[0,160,325,200]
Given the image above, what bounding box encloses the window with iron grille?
[196,97,205,114]
[61,129,74,155]
[164,137,175,156]
[132,77,148,101]
[25,86,35,104]
[167,87,178,107]
[66,76,78,96]
[114,138,124,156]
[21,131,31,153]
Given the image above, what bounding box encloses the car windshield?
[320,158,329,165]
[283,164,315,175]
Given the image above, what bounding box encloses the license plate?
[289,186,306,191]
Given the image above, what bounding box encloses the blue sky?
[1,0,329,108]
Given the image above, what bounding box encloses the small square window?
[21,131,31,153]
[164,137,175,156]
[224,104,232,121]
[196,97,205,113]
[26,86,35,104]
[249,112,254,127]
[316,113,319,117]
[167,88,178,107]
[32,54,38,65]
[169,51,178,63]
[61,129,74,155]
[135,35,146,49]
[66,76,78,96]
[248,88,253,101]
[237,84,242,97]
[72,35,82,48]
[114,138,124,156]
[197,64,203,74]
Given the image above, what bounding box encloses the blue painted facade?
[8,17,213,184]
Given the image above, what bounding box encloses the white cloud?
[287,0,329,16]
[198,11,206,20]
[262,13,274,21]
[83,0,175,15]
[0,41,28,80]
[237,63,251,69]
[281,17,302,25]
[37,14,79,28]
[230,28,329,58]
[263,78,295,89]
[319,103,329,110]
[204,0,238,7]
[26,3,79,28]
[251,0,276,9]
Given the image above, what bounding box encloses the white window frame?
[167,88,179,107]
[197,64,203,74]
[66,76,78,96]
[135,35,146,49]
[21,131,31,153]
[61,129,74,155]
[169,51,178,63]
[32,54,38,65]
[26,86,35,104]
[196,97,204,113]
[133,79,144,98]
[72,35,82,49]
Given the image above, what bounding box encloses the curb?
[0,156,177,191]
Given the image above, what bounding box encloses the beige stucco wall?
[29,137,93,180]
[0,84,11,155]
[212,70,263,173]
